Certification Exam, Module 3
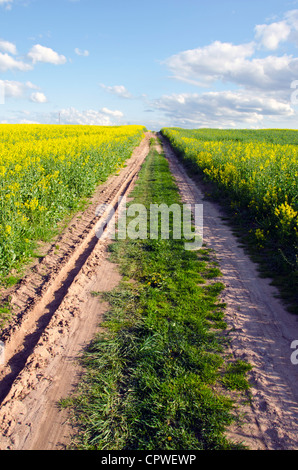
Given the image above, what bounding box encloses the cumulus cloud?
[101,107,123,118]
[0,80,27,99]
[0,107,126,126]
[0,39,69,74]
[0,111,41,124]
[159,9,298,128]
[100,83,134,99]
[59,108,111,125]
[163,10,298,98]
[0,52,32,72]
[0,80,42,101]
[30,91,47,103]
[253,9,298,50]
[164,41,255,86]
[255,21,291,50]
[27,44,67,65]
[0,39,17,55]
[56,107,123,126]
[164,40,298,99]
[153,90,294,128]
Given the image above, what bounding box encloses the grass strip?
[62,141,251,450]
[160,128,298,314]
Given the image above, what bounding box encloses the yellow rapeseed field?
[161,127,298,283]
[0,124,145,279]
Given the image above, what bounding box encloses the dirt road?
[0,132,152,450]
[160,134,298,450]
[1,133,298,450]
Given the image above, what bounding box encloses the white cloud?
[255,21,291,50]
[164,41,255,86]
[27,44,67,65]
[25,81,39,89]
[58,107,115,125]
[0,106,125,126]
[0,80,42,100]
[0,39,17,55]
[30,91,47,103]
[0,80,47,106]
[0,114,41,124]
[74,47,89,57]
[153,90,294,128]
[0,80,25,99]
[254,10,298,50]
[164,40,298,100]
[0,52,32,72]
[100,83,134,99]
[19,119,41,124]
[101,107,123,118]
[160,10,298,128]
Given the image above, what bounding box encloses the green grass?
[0,299,12,328]
[62,142,251,450]
[160,127,298,314]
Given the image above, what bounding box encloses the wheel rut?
[2,132,297,451]
[160,132,298,451]
[0,132,152,450]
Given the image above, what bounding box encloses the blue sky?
[1,0,298,129]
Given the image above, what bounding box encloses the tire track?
[160,133,298,450]
[0,133,152,449]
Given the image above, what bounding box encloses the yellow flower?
[275,201,297,228]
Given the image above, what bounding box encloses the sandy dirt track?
[0,132,152,450]
[160,134,298,450]
[1,133,298,450]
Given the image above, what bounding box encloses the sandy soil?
[0,132,152,450]
[1,132,298,450]
[160,134,298,450]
